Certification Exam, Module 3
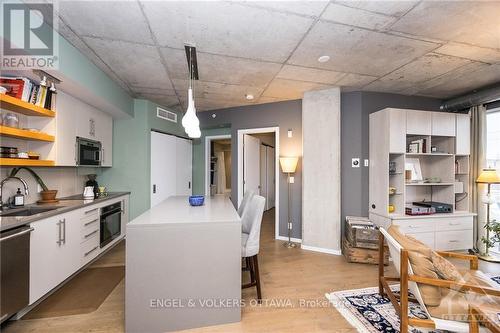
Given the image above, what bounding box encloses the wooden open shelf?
[0,125,55,142]
[0,94,55,117]
[0,158,55,166]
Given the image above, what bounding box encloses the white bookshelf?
[369,108,475,251]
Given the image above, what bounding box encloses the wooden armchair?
[378,227,500,333]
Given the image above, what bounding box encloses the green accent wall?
[191,127,231,195]
[100,100,185,219]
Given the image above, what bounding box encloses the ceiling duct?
[440,83,500,112]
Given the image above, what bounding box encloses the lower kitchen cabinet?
[29,210,81,304]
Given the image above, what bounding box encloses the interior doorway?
[238,127,280,239]
[205,135,232,197]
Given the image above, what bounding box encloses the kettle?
[83,186,95,199]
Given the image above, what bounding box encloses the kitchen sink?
[0,207,58,217]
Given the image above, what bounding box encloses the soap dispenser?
[14,188,25,206]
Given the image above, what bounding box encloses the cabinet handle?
[62,218,66,244]
[449,222,460,226]
[57,220,63,245]
[84,208,98,215]
[121,200,125,216]
[84,246,98,257]
[84,230,98,239]
[449,240,460,243]
[84,219,99,227]
[102,148,105,164]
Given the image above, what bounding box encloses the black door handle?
[153,184,156,193]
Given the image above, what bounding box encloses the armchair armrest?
[435,251,478,270]
[408,274,500,297]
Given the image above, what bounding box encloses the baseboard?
[300,244,342,256]
[276,236,303,243]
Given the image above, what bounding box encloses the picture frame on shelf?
[405,158,422,182]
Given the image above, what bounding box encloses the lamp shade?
[279,157,298,173]
[476,168,500,184]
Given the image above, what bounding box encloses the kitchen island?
[125,195,241,333]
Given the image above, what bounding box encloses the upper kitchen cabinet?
[406,110,432,135]
[456,113,471,155]
[432,112,456,136]
[55,91,113,167]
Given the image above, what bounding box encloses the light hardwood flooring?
[3,209,498,333]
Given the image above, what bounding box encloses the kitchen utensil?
[85,174,99,198]
[83,186,95,199]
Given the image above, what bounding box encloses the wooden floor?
[3,209,498,333]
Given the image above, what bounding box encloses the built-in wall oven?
[1,226,33,323]
[76,137,102,166]
[100,202,122,248]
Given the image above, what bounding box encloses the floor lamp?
[279,157,298,248]
[476,168,500,262]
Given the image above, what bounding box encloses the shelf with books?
[0,94,55,117]
[405,182,454,186]
[0,158,54,167]
[0,125,55,142]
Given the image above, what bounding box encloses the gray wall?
[340,91,442,233]
[198,100,302,239]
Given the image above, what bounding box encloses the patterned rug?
[326,274,500,333]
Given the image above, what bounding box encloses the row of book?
[407,138,427,154]
[0,76,57,111]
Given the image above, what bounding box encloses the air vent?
[157,107,177,123]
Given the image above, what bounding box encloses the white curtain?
[469,105,487,253]
[216,151,226,194]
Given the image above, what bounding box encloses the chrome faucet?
[0,176,29,210]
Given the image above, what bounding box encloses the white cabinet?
[175,137,193,195]
[406,110,431,135]
[432,112,456,136]
[456,114,470,155]
[55,91,113,166]
[29,210,80,304]
[389,109,406,153]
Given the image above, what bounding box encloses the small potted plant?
[9,167,58,202]
[482,219,500,253]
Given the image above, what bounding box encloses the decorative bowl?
[189,195,205,206]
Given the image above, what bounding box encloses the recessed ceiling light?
[245,94,254,100]
[318,55,330,63]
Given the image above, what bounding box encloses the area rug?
[23,266,125,319]
[325,274,500,333]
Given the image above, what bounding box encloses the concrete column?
[301,87,341,254]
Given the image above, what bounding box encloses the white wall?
[302,87,341,254]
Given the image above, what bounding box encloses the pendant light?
[182,46,200,138]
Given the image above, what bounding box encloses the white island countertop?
[126,195,242,333]
[128,195,240,226]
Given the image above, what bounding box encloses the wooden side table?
[469,304,500,333]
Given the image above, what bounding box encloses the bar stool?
[238,190,255,217]
[241,195,265,302]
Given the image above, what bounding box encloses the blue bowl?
[189,195,205,206]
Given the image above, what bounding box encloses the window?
[486,109,500,253]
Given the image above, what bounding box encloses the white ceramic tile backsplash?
[0,167,98,205]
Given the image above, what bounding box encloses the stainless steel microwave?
[76,137,102,166]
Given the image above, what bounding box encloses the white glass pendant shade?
[182,88,198,130]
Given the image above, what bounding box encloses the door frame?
[237,127,280,240]
[205,134,232,196]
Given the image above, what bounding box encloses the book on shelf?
[0,75,57,110]
[407,138,427,153]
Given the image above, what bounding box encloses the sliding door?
[176,137,192,196]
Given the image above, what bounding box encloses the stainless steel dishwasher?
[0,225,33,323]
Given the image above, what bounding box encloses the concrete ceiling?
[53,0,500,111]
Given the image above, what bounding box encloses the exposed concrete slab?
[141,1,314,62]
[131,87,177,96]
[365,53,471,92]
[262,78,331,99]
[335,0,419,17]
[276,65,345,85]
[59,1,154,45]
[288,21,439,76]
[335,72,377,88]
[435,42,500,64]
[161,47,282,87]
[402,62,500,98]
[172,79,264,101]
[84,37,173,89]
[390,1,500,49]
[239,0,329,17]
[321,3,397,30]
